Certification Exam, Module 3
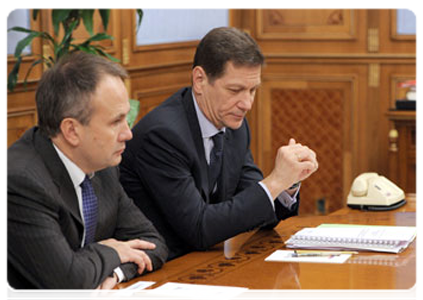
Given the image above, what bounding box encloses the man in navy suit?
[120,27,318,260]
[8,52,168,289]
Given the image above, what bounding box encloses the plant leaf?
[14,32,41,58]
[136,9,143,33]
[22,58,45,89]
[52,9,72,36]
[56,19,78,59]
[85,32,114,43]
[80,9,95,36]
[8,26,37,34]
[95,47,120,63]
[32,9,40,20]
[99,9,110,31]
[7,56,22,92]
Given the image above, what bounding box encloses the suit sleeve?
[234,122,300,223]
[237,149,300,223]
[127,127,279,251]
[8,172,121,289]
[112,168,168,280]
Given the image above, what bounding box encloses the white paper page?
[148,282,248,299]
[292,227,416,242]
[112,281,155,297]
[265,250,351,264]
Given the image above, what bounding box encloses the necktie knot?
[80,175,98,245]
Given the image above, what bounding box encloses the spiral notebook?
[286,224,416,253]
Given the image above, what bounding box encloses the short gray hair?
[36,51,128,137]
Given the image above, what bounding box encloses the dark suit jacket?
[120,87,299,260]
[7,127,168,289]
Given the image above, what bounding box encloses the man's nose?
[120,121,133,141]
[238,91,254,111]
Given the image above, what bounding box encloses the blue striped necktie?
[80,175,98,245]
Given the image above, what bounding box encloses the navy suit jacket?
[8,127,168,289]
[120,87,299,260]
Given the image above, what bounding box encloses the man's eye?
[113,118,123,125]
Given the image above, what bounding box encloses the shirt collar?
[192,91,226,139]
[52,143,93,188]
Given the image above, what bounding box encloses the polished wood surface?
[118,195,416,290]
[387,110,416,193]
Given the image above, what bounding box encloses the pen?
[292,250,358,257]
[134,292,196,300]
[294,250,359,255]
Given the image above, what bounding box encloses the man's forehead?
[219,62,262,84]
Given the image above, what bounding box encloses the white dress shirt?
[192,93,298,210]
[52,143,125,283]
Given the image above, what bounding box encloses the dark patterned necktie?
[209,131,224,196]
[80,175,98,245]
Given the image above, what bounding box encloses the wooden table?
[118,195,416,290]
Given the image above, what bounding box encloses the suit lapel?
[181,89,211,202]
[33,128,83,226]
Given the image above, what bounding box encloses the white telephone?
[347,172,406,211]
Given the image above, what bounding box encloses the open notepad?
[285,224,416,253]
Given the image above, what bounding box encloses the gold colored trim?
[389,129,398,152]
[124,78,131,96]
[122,38,130,65]
[368,28,379,53]
[42,45,51,71]
[369,63,380,87]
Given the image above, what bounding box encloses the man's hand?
[99,239,156,275]
[97,273,118,289]
[261,138,318,199]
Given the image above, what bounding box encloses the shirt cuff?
[258,181,300,211]
[277,186,299,210]
[114,267,125,283]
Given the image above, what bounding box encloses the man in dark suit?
[120,27,318,260]
[8,52,168,289]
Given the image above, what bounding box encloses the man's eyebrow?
[110,112,127,122]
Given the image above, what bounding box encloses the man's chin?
[225,120,244,130]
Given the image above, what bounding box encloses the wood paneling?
[255,10,367,55]
[7,10,416,214]
[257,9,356,40]
[236,9,416,214]
[387,111,416,193]
[258,74,357,215]
[8,108,37,147]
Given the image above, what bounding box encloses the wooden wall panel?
[8,109,37,147]
[7,9,416,212]
[237,9,416,214]
[258,73,358,215]
[255,9,367,55]
[257,9,355,40]
[271,87,345,214]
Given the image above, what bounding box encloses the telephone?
[347,173,406,211]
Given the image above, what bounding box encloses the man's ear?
[59,118,81,147]
[192,66,207,94]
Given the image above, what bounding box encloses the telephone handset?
[347,172,406,211]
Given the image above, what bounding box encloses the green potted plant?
[8,9,143,127]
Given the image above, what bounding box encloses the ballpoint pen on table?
[292,250,359,257]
